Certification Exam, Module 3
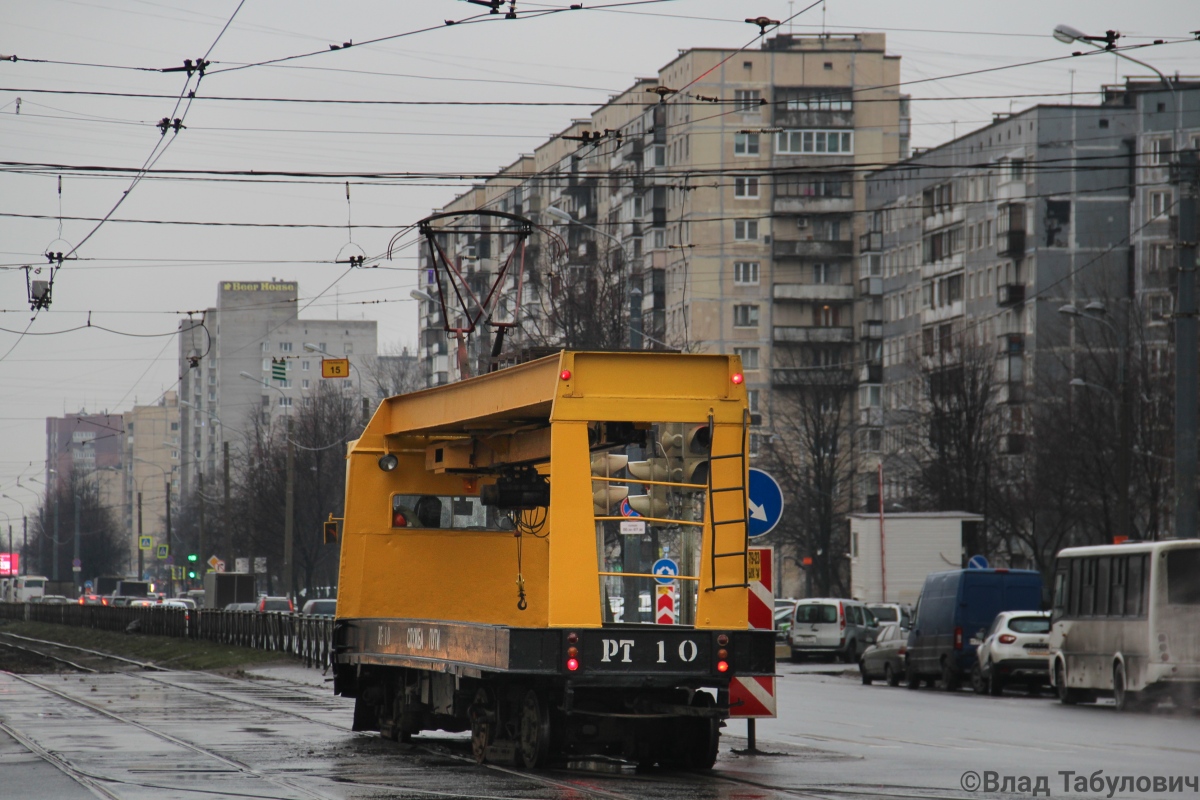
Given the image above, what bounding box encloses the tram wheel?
[516,688,551,769]
[470,687,496,764]
[684,691,720,771]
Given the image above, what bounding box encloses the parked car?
[972,610,1052,696]
[788,598,880,662]
[301,598,337,616]
[36,595,71,605]
[78,593,106,606]
[774,598,797,643]
[906,568,1044,691]
[225,602,256,612]
[859,623,907,686]
[163,597,196,610]
[867,602,912,631]
[257,596,294,613]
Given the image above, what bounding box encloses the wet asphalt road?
[1,657,1199,800]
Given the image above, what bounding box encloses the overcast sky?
[1,0,1195,524]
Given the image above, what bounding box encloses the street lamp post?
[1060,302,1132,540]
[545,206,641,348]
[240,371,295,600]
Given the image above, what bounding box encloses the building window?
[170,422,179,431]
[1150,243,1173,272]
[776,173,851,198]
[279,342,293,352]
[1147,292,1173,325]
[734,132,760,156]
[1149,191,1172,218]
[734,347,759,369]
[1006,158,1026,182]
[1151,138,1173,166]
[747,389,760,413]
[734,177,759,198]
[733,305,760,328]
[734,220,759,241]
[735,89,761,112]
[779,87,852,111]
[262,359,270,371]
[261,341,270,352]
[775,129,853,155]
[261,396,270,408]
[813,263,839,284]
[734,261,760,285]
[301,360,310,371]
[279,396,293,407]
[817,304,837,327]
[302,379,310,389]
[344,342,354,354]
[749,432,761,457]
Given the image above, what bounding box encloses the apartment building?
[862,76,1199,514]
[120,391,180,578]
[177,281,377,499]
[416,34,908,464]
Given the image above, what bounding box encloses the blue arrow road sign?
[652,558,679,585]
[747,468,784,538]
[967,554,989,570]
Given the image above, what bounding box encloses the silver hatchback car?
[788,598,880,662]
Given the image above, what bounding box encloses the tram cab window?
[391,493,514,531]
[590,420,710,626]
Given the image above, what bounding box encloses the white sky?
[1,0,1195,522]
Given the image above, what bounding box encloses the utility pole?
[165,480,172,582]
[21,516,26,575]
[284,416,295,600]
[1175,149,1199,539]
[73,493,81,591]
[198,471,206,580]
[223,441,231,568]
[52,494,59,582]
[137,490,144,579]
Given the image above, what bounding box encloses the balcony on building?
[774,196,855,215]
[859,231,882,253]
[998,202,1026,258]
[771,365,856,388]
[859,319,883,339]
[772,283,855,302]
[773,325,853,344]
[859,276,882,296]
[997,283,1026,307]
[773,239,853,259]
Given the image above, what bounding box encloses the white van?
[9,575,48,603]
[788,598,880,662]
[1049,539,1200,710]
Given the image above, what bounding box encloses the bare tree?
[33,468,125,582]
[361,341,423,398]
[229,383,360,598]
[759,366,858,597]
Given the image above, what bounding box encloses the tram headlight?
[378,454,398,472]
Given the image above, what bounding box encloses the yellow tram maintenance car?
[332,350,774,768]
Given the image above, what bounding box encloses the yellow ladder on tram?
[705,409,750,591]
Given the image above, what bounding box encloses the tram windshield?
[591,421,709,626]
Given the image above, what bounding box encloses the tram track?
[2,632,963,800]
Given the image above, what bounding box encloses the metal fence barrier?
[0,602,333,669]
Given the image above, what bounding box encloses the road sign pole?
[137,490,144,581]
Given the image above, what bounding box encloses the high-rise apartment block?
[177,281,377,499]
[863,78,1198,516]
[416,33,909,467]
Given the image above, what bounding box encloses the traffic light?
[187,568,197,579]
[591,453,628,514]
[323,519,339,545]
[186,553,198,580]
[682,423,712,485]
[187,553,198,563]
